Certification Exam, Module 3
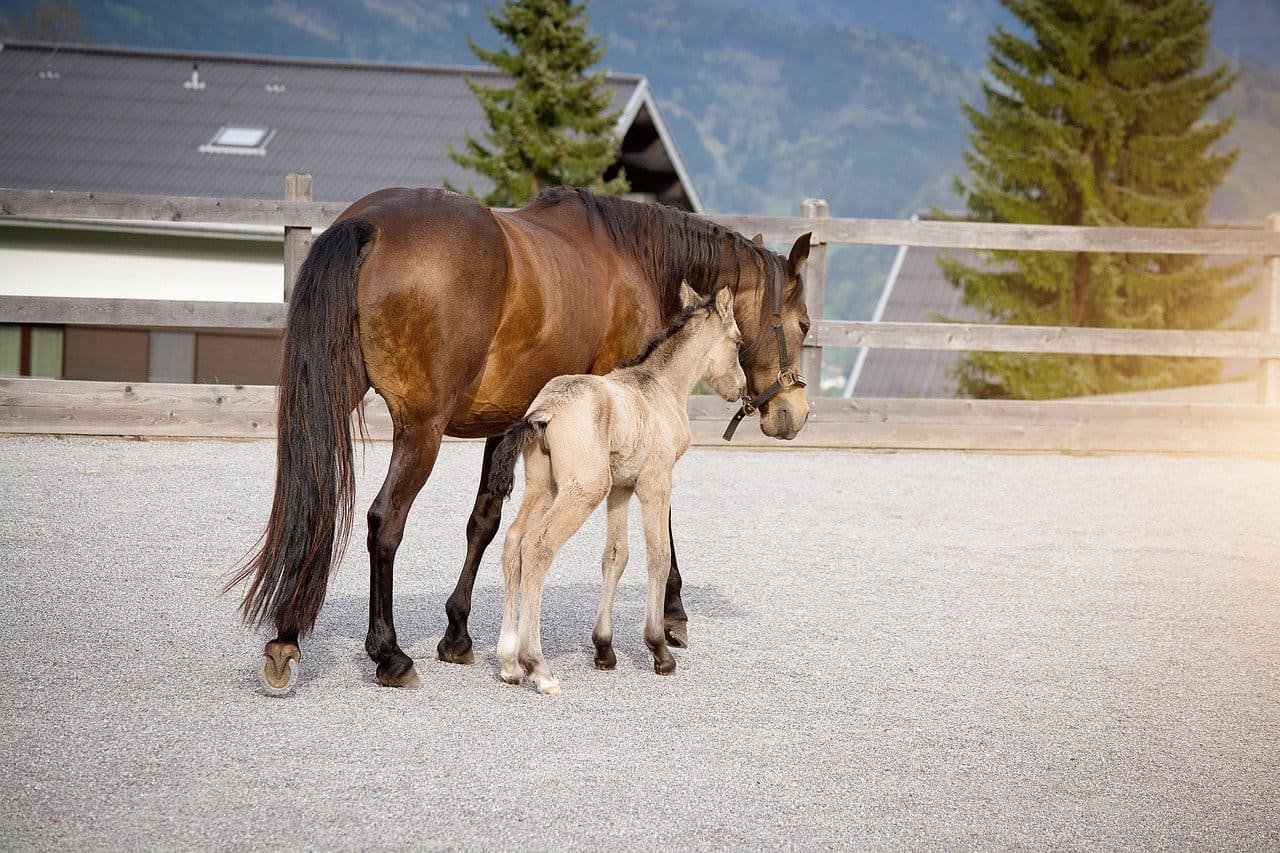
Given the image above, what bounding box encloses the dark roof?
[0,40,702,210]
[845,240,983,399]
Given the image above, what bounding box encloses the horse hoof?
[664,620,688,648]
[653,657,677,676]
[258,655,299,697]
[376,663,421,689]
[536,679,562,696]
[594,652,617,671]
[436,636,475,666]
[500,669,523,686]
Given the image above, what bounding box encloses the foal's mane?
[616,300,708,369]
[528,186,790,318]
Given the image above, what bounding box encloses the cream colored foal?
[487,284,745,694]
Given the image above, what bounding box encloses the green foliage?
[945,0,1250,399]
[447,0,628,207]
[1,0,87,41]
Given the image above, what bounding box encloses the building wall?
[196,332,282,385]
[0,224,284,302]
[64,327,149,381]
[3,224,289,385]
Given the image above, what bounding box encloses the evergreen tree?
[942,0,1247,399]
[448,0,629,207]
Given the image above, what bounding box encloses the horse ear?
[751,233,764,246]
[715,286,734,320]
[788,232,812,275]
[679,280,699,309]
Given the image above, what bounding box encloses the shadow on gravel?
[300,582,745,678]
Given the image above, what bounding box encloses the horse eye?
[800,321,811,335]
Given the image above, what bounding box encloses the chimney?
[183,62,205,91]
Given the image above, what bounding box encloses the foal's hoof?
[436,635,475,666]
[536,679,562,696]
[258,654,300,696]
[664,619,688,649]
[594,646,617,671]
[653,655,677,676]
[258,641,301,696]
[376,661,422,689]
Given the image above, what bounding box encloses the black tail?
[488,416,545,499]
[223,219,374,636]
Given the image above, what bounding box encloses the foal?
[487,284,746,694]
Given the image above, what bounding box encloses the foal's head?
[680,283,747,403]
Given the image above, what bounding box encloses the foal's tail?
[223,218,374,637]
[489,414,546,499]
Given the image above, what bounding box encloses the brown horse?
[226,186,813,694]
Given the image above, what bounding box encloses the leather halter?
[723,262,806,441]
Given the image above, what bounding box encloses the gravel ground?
[0,434,1277,850]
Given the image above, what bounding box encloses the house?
[844,214,1267,400]
[0,40,703,384]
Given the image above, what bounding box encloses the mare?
[225,186,813,694]
[489,284,745,695]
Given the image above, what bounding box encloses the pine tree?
[942,0,1247,399]
[448,0,629,207]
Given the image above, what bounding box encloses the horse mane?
[527,186,789,317]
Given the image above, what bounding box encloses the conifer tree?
[942,0,1246,399]
[449,0,629,207]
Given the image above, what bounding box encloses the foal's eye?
[799,321,811,335]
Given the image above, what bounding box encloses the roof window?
[199,126,274,156]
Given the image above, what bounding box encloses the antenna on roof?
[184,62,205,91]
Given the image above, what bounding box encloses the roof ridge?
[0,39,647,83]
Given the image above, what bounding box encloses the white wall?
[0,226,287,303]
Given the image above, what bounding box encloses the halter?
[722,261,807,441]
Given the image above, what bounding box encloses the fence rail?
[3,184,1279,453]
[6,187,1278,255]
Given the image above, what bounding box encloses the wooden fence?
[3,177,1280,454]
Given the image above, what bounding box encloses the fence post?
[1261,213,1280,405]
[283,173,313,301]
[800,198,828,393]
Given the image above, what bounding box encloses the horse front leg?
[365,419,444,688]
[438,436,504,665]
[663,509,689,648]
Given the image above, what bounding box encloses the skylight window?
[199,126,274,156]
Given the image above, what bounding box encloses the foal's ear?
[714,286,734,320]
[679,280,699,309]
[751,233,764,246]
[788,232,812,275]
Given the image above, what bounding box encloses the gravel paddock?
[1,435,1277,849]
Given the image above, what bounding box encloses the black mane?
[527,186,789,317]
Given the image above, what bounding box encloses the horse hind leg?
[518,478,609,695]
[365,414,446,688]
[592,485,633,670]
[496,469,553,686]
[438,436,504,665]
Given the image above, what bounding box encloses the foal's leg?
[438,436,503,664]
[638,473,677,675]
[592,485,633,670]
[365,418,445,688]
[664,509,689,648]
[496,456,554,685]
[517,482,607,694]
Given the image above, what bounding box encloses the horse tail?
[489,415,546,499]
[223,218,374,636]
